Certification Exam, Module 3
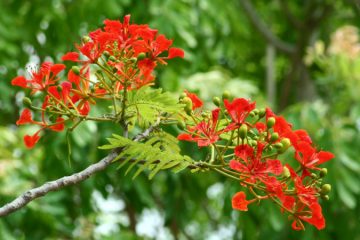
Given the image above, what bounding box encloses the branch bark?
[239,0,295,54]
[0,121,161,217]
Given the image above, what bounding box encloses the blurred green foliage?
[0,0,359,239]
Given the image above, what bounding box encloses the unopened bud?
[321,184,331,194]
[249,112,255,117]
[137,52,146,61]
[311,173,317,178]
[129,57,137,63]
[249,140,257,147]
[267,117,276,128]
[278,138,291,153]
[103,51,110,58]
[282,166,290,178]
[270,132,279,142]
[177,121,186,130]
[109,56,117,62]
[258,108,266,118]
[320,168,328,178]
[82,35,91,43]
[274,142,283,149]
[185,105,192,115]
[212,97,221,106]
[239,124,248,139]
[252,109,259,115]
[71,66,80,75]
[222,90,231,100]
[321,195,330,201]
[22,97,32,108]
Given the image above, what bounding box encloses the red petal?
[50,64,66,76]
[11,76,27,88]
[267,159,283,175]
[317,151,335,165]
[49,117,65,132]
[184,90,203,110]
[62,52,80,61]
[79,101,90,116]
[232,191,250,211]
[24,132,41,148]
[177,133,193,141]
[168,48,184,59]
[16,109,33,125]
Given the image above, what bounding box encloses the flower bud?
[103,51,110,58]
[258,108,266,118]
[320,168,328,178]
[212,97,221,106]
[270,132,279,142]
[129,57,137,63]
[109,56,117,62]
[82,35,91,43]
[249,112,255,117]
[22,97,32,108]
[177,121,186,130]
[267,117,276,128]
[282,166,290,178]
[311,173,317,178]
[321,195,330,201]
[274,142,283,149]
[71,66,80,75]
[252,109,259,115]
[249,140,257,147]
[278,138,291,153]
[239,124,248,139]
[222,90,231,100]
[321,184,331,194]
[185,105,192,115]
[137,52,146,61]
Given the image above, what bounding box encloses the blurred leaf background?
[0,0,359,239]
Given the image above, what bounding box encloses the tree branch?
[0,121,161,217]
[239,0,295,54]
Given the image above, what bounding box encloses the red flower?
[49,117,65,132]
[232,191,251,211]
[295,142,334,170]
[24,132,41,148]
[229,142,283,182]
[11,76,27,88]
[61,52,80,62]
[178,108,233,146]
[16,109,33,125]
[167,48,185,59]
[292,203,325,230]
[224,98,256,124]
[184,90,203,110]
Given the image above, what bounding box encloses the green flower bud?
[22,97,32,108]
[320,168,328,178]
[71,66,80,75]
[321,184,331,194]
[250,140,257,147]
[212,97,221,106]
[258,108,266,118]
[222,90,231,100]
[278,138,291,153]
[239,124,248,139]
[109,56,117,62]
[185,105,192,115]
[267,117,276,128]
[311,173,318,178]
[137,52,146,61]
[252,109,259,115]
[177,121,186,130]
[249,112,255,117]
[270,132,279,142]
[274,142,283,149]
[103,51,110,58]
[282,166,290,178]
[129,57,137,63]
[321,195,330,201]
[82,35,91,43]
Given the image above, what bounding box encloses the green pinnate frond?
[126,87,183,128]
[99,133,193,179]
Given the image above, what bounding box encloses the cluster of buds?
[11,15,184,148]
[177,91,334,230]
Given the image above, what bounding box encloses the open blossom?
[177,93,334,231]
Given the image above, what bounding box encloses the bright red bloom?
[11,76,27,88]
[16,109,33,125]
[232,191,251,211]
[178,108,233,146]
[168,48,185,59]
[184,90,203,110]
[49,117,65,132]
[61,52,80,62]
[24,132,41,149]
[224,98,256,124]
[295,142,334,170]
[229,142,283,182]
[292,203,325,230]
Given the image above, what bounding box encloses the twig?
[0,121,160,217]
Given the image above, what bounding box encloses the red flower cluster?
[11,15,184,148]
[178,92,334,230]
